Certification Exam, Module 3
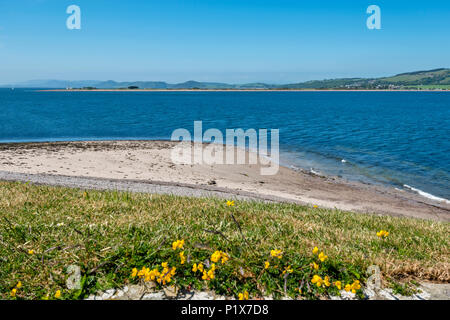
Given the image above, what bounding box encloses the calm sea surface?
[1,89,449,200]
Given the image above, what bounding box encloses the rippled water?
[1,89,449,200]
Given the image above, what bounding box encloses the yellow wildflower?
[16,281,22,289]
[377,230,389,238]
[180,251,186,265]
[313,205,318,208]
[351,280,361,293]
[226,200,235,207]
[198,263,204,272]
[221,253,229,264]
[28,249,34,255]
[238,290,249,300]
[211,251,222,263]
[201,265,216,281]
[312,246,319,255]
[172,239,185,250]
[312,262,319,270]
[344,284,352,292]
[55,290,61,299]
[192,263,198,272]
[282,266,293,275]
[270,249,283,259]
[334,281,342,290]
[131,268,138,278]
[264,261,270,269]
[324,276,331,287]
[318,252,328,262]
[10,288,17,297]
[311,275,323,287]
[211,250,229,264]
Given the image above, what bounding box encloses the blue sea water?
[0,89,449,200]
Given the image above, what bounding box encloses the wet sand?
[0,140,449,221]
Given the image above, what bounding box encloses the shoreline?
[37,89,450,92]
[0,140,448,221]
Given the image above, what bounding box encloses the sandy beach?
[0,140,449,221]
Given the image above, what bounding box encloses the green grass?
[0,181,448,300]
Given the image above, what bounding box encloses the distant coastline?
[39,88,450,92]
[4,68,450,91]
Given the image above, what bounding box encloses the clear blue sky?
[0,0,449,84]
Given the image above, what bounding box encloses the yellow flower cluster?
[226,200,235,207]
[172,239,185,250]
[334,281,342,290]
[55,290,61,299]
[192,262,204,273]
[211,250,229,264]
[376,230,389,238]
[318,252,328,262]
[238,290,249,300]
[311,275,331,287]
[179,251,186,265]
[28,249,34,255]
[270,249,283,259]
[201,264,216,281]
[264,261,270,269]
[131,262,176,285]
[192,262,216,281]
[344,280,361,293]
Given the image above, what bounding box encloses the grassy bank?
[0,181,448,300]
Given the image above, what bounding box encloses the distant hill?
[2,68,449,90]
[277,69,450,89]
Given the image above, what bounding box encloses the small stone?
[339,290,357,300]
[378,289,398,300]
[125,285,145,300]
[363,288,376,299]
[190,291,214,300]
[94,291,104,300]
[142,292,165,300]
[163,286,178,299]
[101,289,115,300]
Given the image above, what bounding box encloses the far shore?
[38,88,450,92]
[0,140,448,221]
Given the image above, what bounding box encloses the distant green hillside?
[378,68,450,86]
[279,68,450,89]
